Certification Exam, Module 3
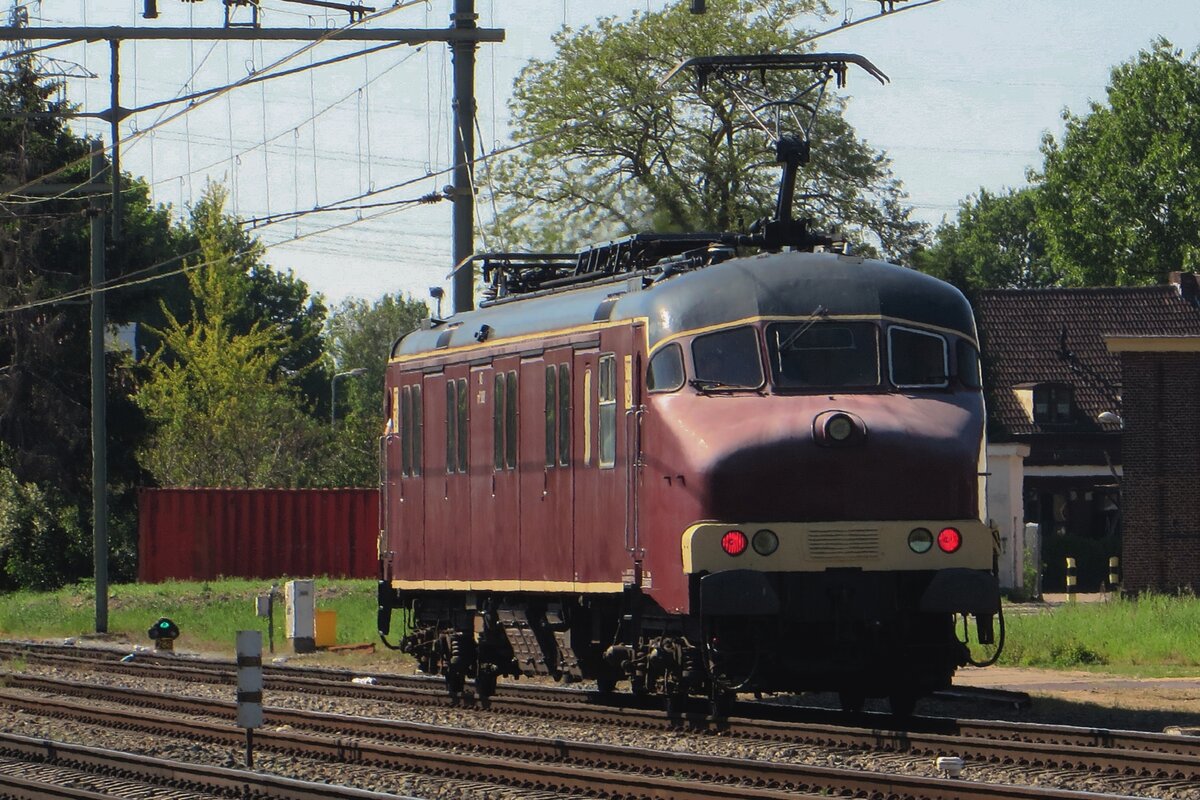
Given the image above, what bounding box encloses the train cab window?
[545,365,571,468]
[957,340,983,389]
[447,378,468,474]
[767,321,878,388]
[691,326,763,389]
[647,343,685,392]
[494,372,518,471]
[598,354,617,468]
[889,326,949,388]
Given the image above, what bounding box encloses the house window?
[1033,383,1073,424]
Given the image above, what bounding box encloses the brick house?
[1104,337,1200,593]
[976,273,1200,593]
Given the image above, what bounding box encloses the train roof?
[392,250,976,360]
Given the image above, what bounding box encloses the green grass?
[3,581,1200,677]
[995,593,1200,674]
[0,578,382,656]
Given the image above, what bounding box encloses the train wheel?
[474,671,497,701]
[596,675,618,694]
[446,668,466,698]
[838,691,866,713]
[888,690,917,719]
[710,690,735,721]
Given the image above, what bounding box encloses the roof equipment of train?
[465,53,888,306]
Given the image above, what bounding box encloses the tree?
[135,185,328,488]
[490,0,926,261]
[913,187,1057,297]
[171,185,331,414]
[1034,39,1200,285]
[320,292,428,486]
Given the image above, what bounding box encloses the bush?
[0,465,92,590]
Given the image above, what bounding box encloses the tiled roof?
[977,283,1200,436]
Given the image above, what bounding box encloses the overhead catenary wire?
[1,0,945,312]
[0,1,420,206]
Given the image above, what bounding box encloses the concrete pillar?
[985,443,1031,591]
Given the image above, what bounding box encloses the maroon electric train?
[375,54,1002,715]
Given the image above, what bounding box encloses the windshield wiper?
[777,303,829,351]
[689,378,753,392]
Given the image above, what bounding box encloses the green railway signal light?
[148,617,179,641]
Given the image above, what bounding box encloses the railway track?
[0,675,1159,800]
[0,730,411,799]
[1,640,1195,762]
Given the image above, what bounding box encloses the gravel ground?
[3,652,1199,800]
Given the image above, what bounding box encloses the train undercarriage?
[377,569,1000,717]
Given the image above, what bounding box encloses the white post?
[236,630,263,768]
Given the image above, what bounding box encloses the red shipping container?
[138,488,378,583]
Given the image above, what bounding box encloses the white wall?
[986,443,1031,591]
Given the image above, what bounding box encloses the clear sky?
[22,0,1200,307]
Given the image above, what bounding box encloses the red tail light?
[721,529,748,556]
[937,527,962,553]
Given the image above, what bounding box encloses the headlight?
[826,414,854,441]
[908,527,933,554]
[752,529,779,555]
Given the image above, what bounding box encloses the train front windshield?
[767,321,880,389]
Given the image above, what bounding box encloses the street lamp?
[331,368,367,425]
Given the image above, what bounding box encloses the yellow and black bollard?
[1065,557,1077,602]
[1108,556,1121,591]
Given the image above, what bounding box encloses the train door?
[573,324,641,587]
[424,367,471,581]
[470,356,521,582]
[519,348,574,584]
[389,373,426,582]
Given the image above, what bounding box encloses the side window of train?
[558,364,570,467]
[646,343,685,392]
[956,340,983,389]
[493,371,518,471]
[494,373,506,470]
[400,384,424,477]
[598,354,617,468]
[691,326,763,388]
[504,370,517,469]
[447,378,469,474]
[545,364,573,468]
[889,326,949,389]
[412,384,423,475]
[457,378,468,472]
[401,386,412,477]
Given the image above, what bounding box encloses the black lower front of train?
[377,568,1000,713]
